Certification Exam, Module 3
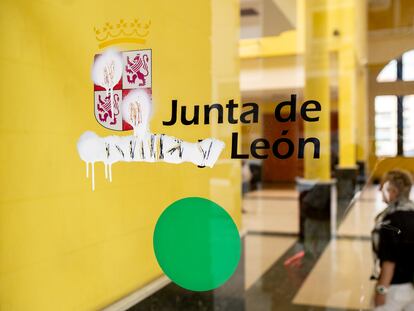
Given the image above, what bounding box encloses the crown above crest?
[94,19,151,49]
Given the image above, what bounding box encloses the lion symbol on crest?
[97,93,120,125]
[125,54,149,86]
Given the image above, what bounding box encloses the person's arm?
[374,261,395,307]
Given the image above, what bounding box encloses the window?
[375,96,398,156]
[403,95,414,155]
[402,50,414,81]
[375,50,414,157]
[376,59,397,82]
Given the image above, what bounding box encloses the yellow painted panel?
[0,0,241,310]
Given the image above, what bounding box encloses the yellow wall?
[0,0,241,310]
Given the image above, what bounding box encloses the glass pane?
[375,96,397,156]
[376,59,398,82]
[402,50,414,81]
[6,1,414,311]
[403,95,414,155]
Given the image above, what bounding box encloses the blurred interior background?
[1,0,414,310]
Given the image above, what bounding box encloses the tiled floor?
[245,189,299,200]
[337,186,385,238]
[293,239,375,310]
[242,191,299,234]
[337,200,384,238]
[242,185,384,310]
[245,235,296,289]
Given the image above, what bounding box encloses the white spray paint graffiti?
[92,49,123,117]
[77,131,225,190]
[78,49,225,190]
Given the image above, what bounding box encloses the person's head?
[380,169,413,203]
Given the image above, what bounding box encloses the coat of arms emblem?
[93,49,152,131]
[78,48,225,190]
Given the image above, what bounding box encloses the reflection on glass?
[375,96,397,156]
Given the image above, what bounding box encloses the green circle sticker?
[153,197,241,291]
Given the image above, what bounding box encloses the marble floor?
[242,185,385,310]
[292,239,375,310]
[243,194,299,234]
[337,185,385,238]
[245,235,296,289]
